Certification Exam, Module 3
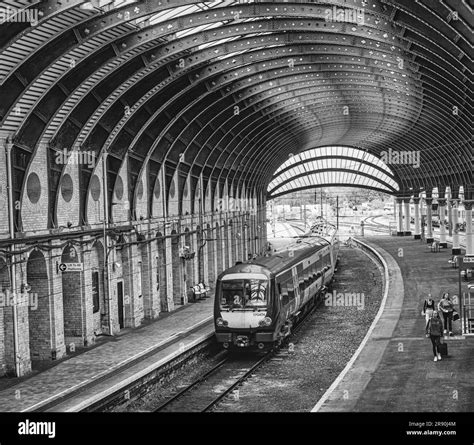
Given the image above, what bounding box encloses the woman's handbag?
[438,341,448,357]
[453,311,460,321]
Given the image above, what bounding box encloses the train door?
[320,254,326,287]
[292,266,300,310]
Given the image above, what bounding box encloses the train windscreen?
[219,276,268,310]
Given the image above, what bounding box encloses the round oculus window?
[61,174,74,202]
[26,173,41,204]
[90,175,101,201]
[115,175,124,200]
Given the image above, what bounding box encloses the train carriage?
[214,222,339,350]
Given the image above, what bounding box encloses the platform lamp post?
[420,197,426,242]
[447,190,453,237]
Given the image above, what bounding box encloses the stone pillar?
[147,233,160,319]
[413,197,421,239]
[425,197,433,243]
[447,198,452,237]
[165,227,175,312]
[133,242,145,324]
[463,201,473,257]
[438,198,447,248]
[193,222,200,285]
[396,198,404,236]
[140,238,152,320]
[3,251,31,376]
[450,198,461,255]
[243,215,249,259]
[403,198,411,235]
[4,304,31,376]
[202,220,209,286]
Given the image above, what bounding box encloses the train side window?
[304,263,310,286]
[299,274,305,294]
[280,281,289,306]
[287,279,295,302]
[297,264,304,287]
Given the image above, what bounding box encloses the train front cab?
[214,270,278,350]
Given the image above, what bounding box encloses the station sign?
[457,256,474,270]
[58,263,83,272]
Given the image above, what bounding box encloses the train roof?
[257,237,330,271]
[218,236,330,279]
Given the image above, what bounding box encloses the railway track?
[154,352,271,412]
[335,216,390,234]
[288,216,390,235]
[153,292,324,413]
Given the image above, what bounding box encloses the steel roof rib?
[0,3,95,85]
[54,6,266,148]
[0,0,472,219]
[38,22,470,172]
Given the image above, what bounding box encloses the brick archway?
[171,230,182,306]
[26,250,50,365]
[157,233,168,312]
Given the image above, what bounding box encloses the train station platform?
[313,236,474,412]
[0,297,215,412]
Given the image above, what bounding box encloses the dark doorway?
[117,281,124,329]
[92,271,100,314]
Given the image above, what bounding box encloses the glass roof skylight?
[268,146,399,198]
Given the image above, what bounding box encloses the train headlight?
[258,317,272,327]
[216,317,228,327]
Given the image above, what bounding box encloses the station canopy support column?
[464,201,474,257]
[451,197,461,255]
[403,198,411,236]
[396,198,404,236]
[438,198,448,249]
[413,197,421,240]
[425,197,434,244]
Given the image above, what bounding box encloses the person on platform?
[425,311,443,362]
[438,293,454,336]
[422,294,436,328]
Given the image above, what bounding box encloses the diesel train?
[214,221,340,350]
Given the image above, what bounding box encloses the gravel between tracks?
[215,245,384,412]
[122,244,384,412]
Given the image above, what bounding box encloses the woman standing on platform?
[438,293,454,336]
[425,311,443,362]
[422,294,435,328]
